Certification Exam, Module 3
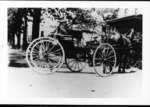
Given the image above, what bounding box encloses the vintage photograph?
[8,7,142,97]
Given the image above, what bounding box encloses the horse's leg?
[127,50,132,69]
[122,63,126,73]
[122,54,127,73]
[118,62,122,73]
[119,66,123,73]
[117,58,121,73]
[118,53,123,73]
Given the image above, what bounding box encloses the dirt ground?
[8,49,142,98]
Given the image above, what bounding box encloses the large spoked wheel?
[93,43,116,77]
[65,53,87,72]
[26,37,65,74]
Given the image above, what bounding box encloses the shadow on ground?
[8,50,29,67]
[112,70,137,74]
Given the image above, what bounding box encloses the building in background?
[117,8,142,18]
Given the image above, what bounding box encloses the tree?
[21,8,28,50]
[42,8,100,31]
[8,8,42,50]
[8,8,16,48]
[8,8,22,49]
[32,8,41,40]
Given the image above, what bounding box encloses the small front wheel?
[65,57,87,72]
[65,51,87,72]
[93,43,116,77]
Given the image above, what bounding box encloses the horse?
[128,32,142,69]
[108,30,133,73]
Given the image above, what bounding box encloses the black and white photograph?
[1,0,150,105]
[7,7,142,98]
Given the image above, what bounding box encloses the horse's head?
[109,31,121,42]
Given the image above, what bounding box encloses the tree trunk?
[32,8,41,41]
[16,31,21,49]
[8,32,15,48]
[15,9,22,49]
[22,16,28,50]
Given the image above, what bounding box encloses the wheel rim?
[65,58,86,72]
[29,37,65,74]
[26,38,39,68]
[93,43,116,77]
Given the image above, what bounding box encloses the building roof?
[106,14,142,32]
[106,14,142,24]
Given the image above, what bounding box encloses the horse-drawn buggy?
[26,17,117,77]
[26,13,142,77]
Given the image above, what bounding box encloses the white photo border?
[0,1,150,105]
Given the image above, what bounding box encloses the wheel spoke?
[45,41,50,51]
[41,41,46,52]
[78,62,81,69]
[32,47,40,53]
[102,48,110,58]
[101,48,106,57]
[48,55,60,62]
[31,53,38,57]
[69,61,75,68]
[39,44,44,53]
[47,44,55,53]
[104,60,115,66]
[48,58,58,63]
[105,55,115,60]
[50,57,60,63]
[53,48,61,53]
[71,62,76,70]
[51,51,62,56]
[32,50,40,55]
[105,48,111,57]
[77,62,80,70]
[74,62,77,71]
[48,53,61,58]
[107,50,114,56]
[78,62,83,69]
[32,54,39,59]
